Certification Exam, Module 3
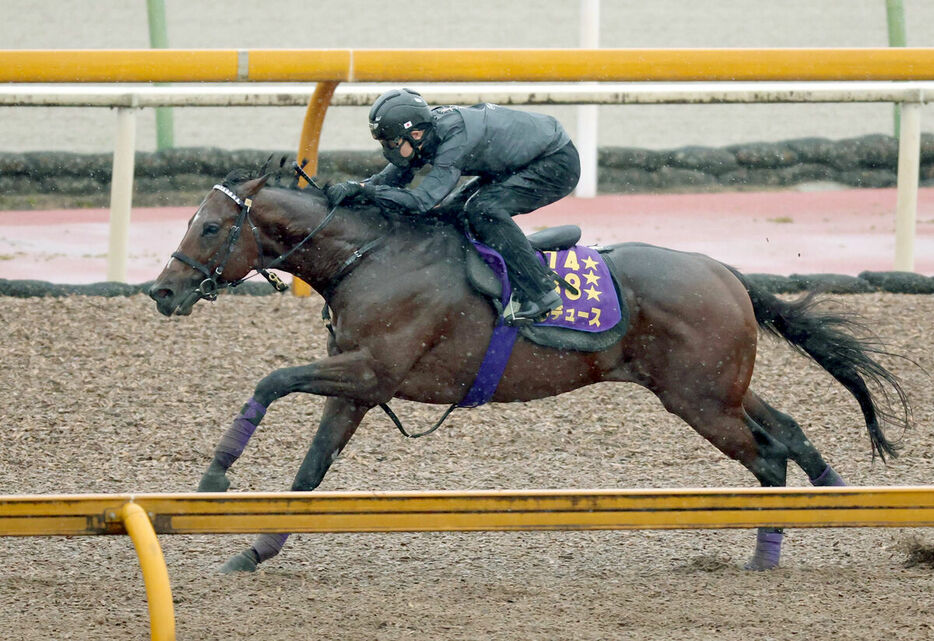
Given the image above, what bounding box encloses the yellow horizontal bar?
[3,49,934,83]
[3,487,934,536]
[248,50,350,81]
[0,49,239,83]
[0,515,110,537]
[167,507,934,533]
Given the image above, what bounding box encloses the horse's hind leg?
[739,407,801,571]
[743,390,846,487]
[657,392,790,489]
[656,391,792,570]
[733,390,848,570]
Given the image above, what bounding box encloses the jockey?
[326,88,581,323]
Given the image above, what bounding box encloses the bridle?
[171,183,340,302]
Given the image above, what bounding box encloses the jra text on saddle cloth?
[536,247,622,332]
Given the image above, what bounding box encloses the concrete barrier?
[3,134,932,202]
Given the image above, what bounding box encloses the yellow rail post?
[291,80,340,297]
[120,502,175,641]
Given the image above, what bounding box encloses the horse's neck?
[259,188,385,292]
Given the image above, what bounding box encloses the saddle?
[465,225,630,352]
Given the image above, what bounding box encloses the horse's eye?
[202,222,221,237]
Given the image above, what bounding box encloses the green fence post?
[147,0,174,150]
[886,0,907,137]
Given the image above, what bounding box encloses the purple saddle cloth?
[532,246,623,332]
[459,239,624,408]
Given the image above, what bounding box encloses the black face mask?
[380,142,413,168]
[379,134,421,168]
[379,123,437,169]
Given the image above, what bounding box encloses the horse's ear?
[241,173,271,197]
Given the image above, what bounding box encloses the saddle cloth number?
[536,246,622,333]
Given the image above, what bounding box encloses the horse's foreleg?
[253,349,387,404]
[219,396,371,573]
[198,349,386,492]
[198,398,267,491]
[289,397,370,491]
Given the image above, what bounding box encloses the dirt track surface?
[1,292,933,640]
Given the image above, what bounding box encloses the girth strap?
[320,302,458,439]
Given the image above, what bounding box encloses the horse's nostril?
[149,286,173,301]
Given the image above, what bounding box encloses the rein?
[172,183,339,302]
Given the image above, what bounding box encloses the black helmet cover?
[368,88,434,167]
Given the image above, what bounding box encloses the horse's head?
[149,175,270,316]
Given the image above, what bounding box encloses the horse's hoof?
[219,550,258,574]
[198,472,231,492]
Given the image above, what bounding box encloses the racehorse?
[149,166,911,573]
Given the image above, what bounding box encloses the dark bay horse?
[149,168,911,573]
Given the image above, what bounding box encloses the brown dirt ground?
[0,292,933,641]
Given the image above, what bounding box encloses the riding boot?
[510,289,562,323]
[493,234,561,322]
[472,214,556,303]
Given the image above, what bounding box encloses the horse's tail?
[728,267,911,461]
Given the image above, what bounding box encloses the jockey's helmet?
[368,88,434,167]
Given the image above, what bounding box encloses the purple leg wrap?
[215,398,267,467]
[252,533,290,562]
[746,528,783,570]
[810,465,847,487]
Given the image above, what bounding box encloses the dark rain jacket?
[363,103,571,214]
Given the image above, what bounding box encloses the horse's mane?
[221,157,326,200]
[220,157,460,235]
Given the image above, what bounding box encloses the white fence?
[2,81,929,280]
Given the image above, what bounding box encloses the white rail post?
[894,99,921,272]
[575,0,599,198]
[107,104,138,282]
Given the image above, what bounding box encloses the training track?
[0,291,933,639]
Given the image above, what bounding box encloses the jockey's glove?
[325,180,364,208]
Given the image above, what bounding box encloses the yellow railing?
[4,48,934,82]
[0,497,176,641]
[3,487,934,639]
